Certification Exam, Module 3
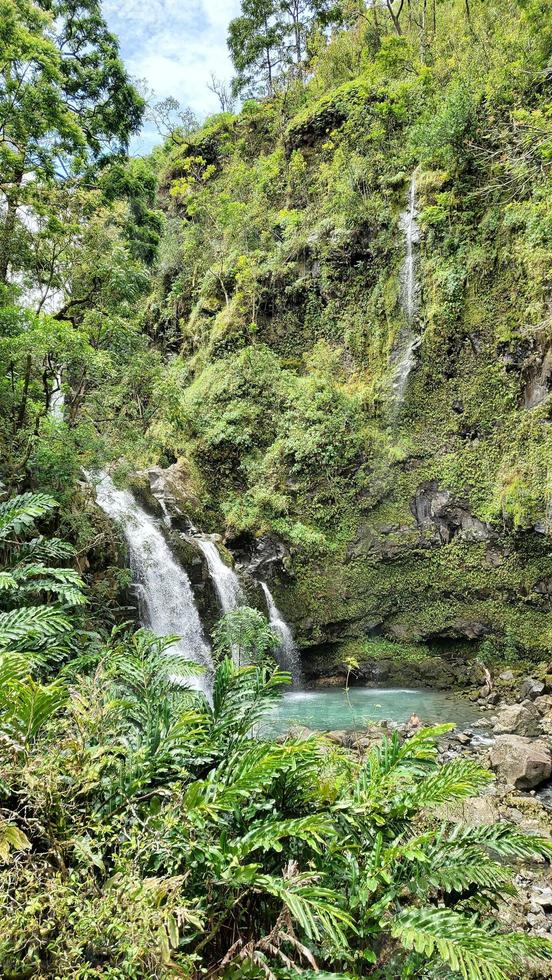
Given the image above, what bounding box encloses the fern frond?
[231,815,334,860]
[0,492,57,540]
[404,759,492,808]
[392,907,512,980]
[0,605,72,650]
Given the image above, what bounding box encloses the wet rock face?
[142,462,205,528]
[524,349,552,409]
[490,735,552,789]
[410,481,492,545]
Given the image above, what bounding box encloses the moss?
[143,0,552,669]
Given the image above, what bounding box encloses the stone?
[539,710,552,735]
[520,678,546,700]
[493,703,541,737]
[325,730,350,745]
[489,735,552,790]
[283,725,314,742]
[499,670,515,681]
[531,887,552,910]
[534,695,552,715]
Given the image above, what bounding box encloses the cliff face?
[146,0,552,668]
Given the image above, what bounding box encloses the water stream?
[260,581,302,685]
[88,471,213,693]
[193,536,245,614]
[392,173,420,405]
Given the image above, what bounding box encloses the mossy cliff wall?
[141,0,552,670]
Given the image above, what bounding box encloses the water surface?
[265,686,479,736]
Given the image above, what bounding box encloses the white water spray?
[89,471,213,692]
[193,537,245,615]
[260,582,302,685]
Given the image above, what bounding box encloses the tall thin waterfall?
[392,174,420,405]
[89,472,213,692]
[260,581,302,685]
[50,370,65,421]
[194,537,245,614]
[399,174,419,325]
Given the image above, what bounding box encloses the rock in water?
[489,735,552,789]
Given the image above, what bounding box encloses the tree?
[228,0,342,94]
[228,0,285,97]
[0,0,144,285]
[207,72,236,113]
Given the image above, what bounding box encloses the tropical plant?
[0,492,85,672]
[0,620,551,978]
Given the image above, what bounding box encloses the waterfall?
[50,370,65,421]
[399,174,419,325]
[88,471,213,692]
[260,581,302,685]
[193,536,245,614]
[392,174,420,405]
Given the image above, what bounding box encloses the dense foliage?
[1,497,551,978]
[2,1,552,975]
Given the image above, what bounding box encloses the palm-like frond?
[393,906,552,980]
[230,814,334,860]
[2,564,86,606]
[208,656,290,743]
[446,821,552,860]
[257,871,353,947]
[185,742,298,818]
[0,605,73,650]
[403,759,492,808]
[8,536,75,565]
[0,492,57,540]
[0,675,67,747]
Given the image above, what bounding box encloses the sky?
[102,0,242,152]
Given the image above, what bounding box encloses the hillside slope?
[133,0,552,670]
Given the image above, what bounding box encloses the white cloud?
[103,0,241,146]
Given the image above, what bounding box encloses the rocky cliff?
[127,1,552,675]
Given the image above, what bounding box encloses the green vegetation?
[2,0,552,971]
[0,495,551,977]
[3,0,552,662]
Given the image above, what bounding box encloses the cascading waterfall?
[260,581,302,685]
[193,536,245,614]
[88,471,213,692]
[392,173,420,405]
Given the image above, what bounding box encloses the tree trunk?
[386,0,404,36]
[0,168,25,285]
